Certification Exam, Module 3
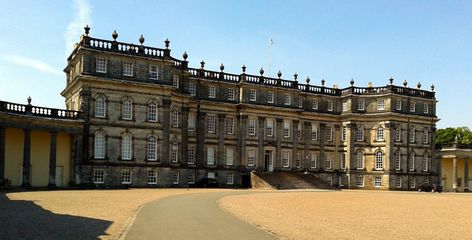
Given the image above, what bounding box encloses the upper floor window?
[423,154,429,172]
[327,100,334,112]
[207,115,216,133]
[96,58,107,73]
[342,101,348,112]
[249,89,257,101]
[209,86,216,99]
[395,126,402,142]
[311,123,318,140]
[424,103,429,114]
[377,99,385,110]
[410,101,416,112]
[267,91,274,103]
[283,120,291,138]
[227,88,235,100]
[298,97,303,108]
[297,123,303,140]
[282,150,290,167]
[94,131,106,159]
[171,140,179,163]
[340,154,346,170]
[171,107,179,127]
[149,65,158,80]
[247,150,256,167]
[226,148,234,166]
[326,125,333,142]
[312,99,319,110]
[325,156,332,169]
[375,151,384,170]
[226,117,234,135]
[147,136,158,161]
[396,99,402,111]
[409,126,416,143]
[122,98,133,120]
[356,152,364,169]
[266,119,274,137]
[173,75,179,88]
[207,147,215,166]
[341,126,347,141]
[187,147,196,165]
[248,118,257,136]
[356,127,364,141]
[188,83,196,96]
[284,93,291,106]
[394,152,401,170]
[357,99,365,111]
[121,133,132,160]
[409,153,415,171]
[310,153,318,168]
[423,129,429,144]
[95,95,106,118]
[376,127,384,141]
[188,113,196,131]
[123,62,133,76]
[148,101,158,122]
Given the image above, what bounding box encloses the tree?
[435,127,472,146]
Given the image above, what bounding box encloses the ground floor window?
[325,157,332,170]
[374,176,382,187]
[187,171,195,184]
[282,150,290,168]
[247,150,256,167]
[395,177,402,188]
[410,177,416,188]
[121,170,132,184]
[310,153,317,169]
[173,171,180,185]
[93,169,104,184]
[356,175,364,187]
[147,170,157,185]
[227,173,234,185]
[328,176,333,186]
[339,175,345,187]
[424,177,430,184]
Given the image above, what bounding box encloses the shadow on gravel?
[0,193,112,240]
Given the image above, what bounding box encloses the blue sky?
[0,0,470,129]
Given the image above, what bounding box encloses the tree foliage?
[435,127,472,145]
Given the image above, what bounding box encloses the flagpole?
[268,38,273,78]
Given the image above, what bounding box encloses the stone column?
[73,133,83,185]
[257,116,265,171]
[303,121,311,170]
[319,123,326,171]
[238,115,248,168]
[218,114,226,167]
[161,99,171,165]
[181,107,189,166]
[196,111,206,168]
[346,123,356,188]
[22,129,31,187]
[464,158,469,192]
[453,157,458,191]
[48,131,58,187]
[0,127,5,181]
[292,120,299,170]
[275,118,283,170]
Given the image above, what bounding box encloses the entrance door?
[55,166,63,187]
[265,151,274,172]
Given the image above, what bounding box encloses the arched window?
[356,151,364,169]
[122,98,133,120]
[148,101,158,122]
[171,107,179,127]
[376,127,384,141]
[409,126,416,143]
[375,151,383,170]
[122,133,132,160]
[147,136,158,161]
[171,139,178,163]
[94,131,106,159]
[95,95,106,118]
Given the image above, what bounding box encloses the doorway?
[264,150,273,172]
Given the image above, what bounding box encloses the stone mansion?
[0,26,439,190]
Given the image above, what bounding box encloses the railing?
[437,143,472,150]
[339,86,435,99]
[0,101,82,120]
[85,37,166,59]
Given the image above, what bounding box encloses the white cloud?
[64,0,91,56]
[2,55,63,76]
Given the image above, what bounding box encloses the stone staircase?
[251,172,333,190]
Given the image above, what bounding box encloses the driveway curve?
[123,191,277,240]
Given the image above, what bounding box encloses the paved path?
[123,191,277,240]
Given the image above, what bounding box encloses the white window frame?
[207,115,216,134]
[227,88,235,100]
[396,99,402,111]
[226,173,234,185]
[148,101,158,122]
[121,170,132,184]
[356,152,364,169]
[375,151,383,170]
[96,57,107,73]
[207,147,215,166]
[188,113,196,131]
[282,150,290,168]
[147,136,158,161]
[173,171,180,185]
[410,102,416,112]
[409,153,415,171]
[249,89,256,101]
[311,124,318,140]
[267,91,274,104]
[298,97,303,108]
[356,127,364,141]
[395,127,402,142]
[248,118,257,136]
[310,153,318,169]
[424,103,429,114]
[266,119,274,137]
[171,140,179,163]
[147,170,157,185]
[283,120,291,138]
[226,117,234,135]
[187,147,195,165]
[341,126,347,142]
[409,127,416,143]
[327,100,334,112]
[394,152,401,171]
[325,156,332,169]
[284,93,291,106]
[340,153,346,170]
[123,61,133,76]
[396,177,402,188]
[377,99,385,110]
[187,171,195,184]
[296,152,302,168]
[356,175,364,187]
[173,75,179,88]
[122,98,133,120]
[376,127,384,141]
[297,123,302,140]
[312,99,319,110]
[226,148,234,166]
[93,169,104,184]
[171,107,179,127]
[189,83,196,96]
[326,125,333,142]
[94,131,106,159]
[423,155,429,172]
[208,85,216,99]
[357,99,365,111]
[410,178,416,188]
[121,134,132,160]
[149,65,158,80]
[95,95,106,118]
[374,176,382,188]
[342,101,348,112]
[423,129,429,144]
[247,150,256,167]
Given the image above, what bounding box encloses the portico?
[437,145,472,192]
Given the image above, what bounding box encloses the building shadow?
[0,192,112,240]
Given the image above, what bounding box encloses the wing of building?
[0,26,440,190]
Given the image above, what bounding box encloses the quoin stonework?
[0,26,440,190]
